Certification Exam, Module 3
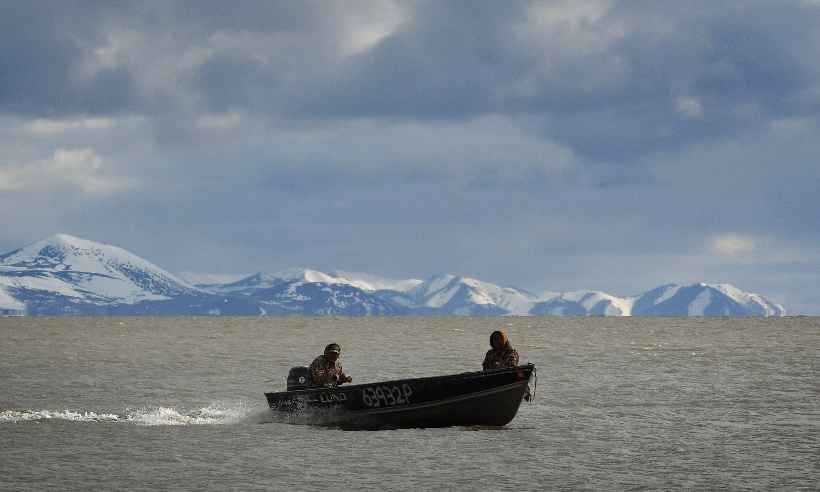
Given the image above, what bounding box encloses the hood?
[490,330,510,350]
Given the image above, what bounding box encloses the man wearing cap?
[309,343,353,387]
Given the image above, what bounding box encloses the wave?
[0,403,260,426]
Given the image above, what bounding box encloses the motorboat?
[264,363,535,430]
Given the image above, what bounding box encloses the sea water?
[1,316,817,490]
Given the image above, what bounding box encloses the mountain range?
[0,234,786,317]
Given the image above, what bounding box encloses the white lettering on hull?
[361,384,413,408]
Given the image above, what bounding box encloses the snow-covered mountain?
[271,268,407,293]
[191,274,785,317]
[531,290,634,316]
[0,234,224,314]
[250,280,405,315]
[201,269,423,295]
[0,234,205,314]
[528,283,784,317]
[328,270,423,292]
[199,272,283,294]
[192,268,423,314]
[405,274,536,315]
[0,234,786,316]
[630,283,784,316]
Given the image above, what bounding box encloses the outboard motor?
[286,366,311,391]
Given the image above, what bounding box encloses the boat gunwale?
[265,363,534,398]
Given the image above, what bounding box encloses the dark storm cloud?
[192,53,281,113]
[0,1,323,117]
[111,0,816,165]
[5,1,819,158]
[288,0,530,119]
[165,0,315,32]
[289,0,820,160]
[0,2,139,116]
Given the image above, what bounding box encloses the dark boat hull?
[265,364,534,430]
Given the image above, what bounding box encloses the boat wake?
[0,402,262,426]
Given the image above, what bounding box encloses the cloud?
[710,234,756,257]
[338,1,408,56]
[0,3,139,116]
[0,148,135,195]
[676,97,704,119]
[4,1,818,161]
[23,117,116,135]
[196,112,241,130]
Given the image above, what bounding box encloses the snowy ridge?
[654,284,682,305]
[274,268,423,292]
[274,268,382,291]
[0,265,86,299]
[330,270,423,292]
[405,274,538,315]
[531,289,626,316]
[462,277,535,314]
[0,234,786,316]
[1,234,192,287]
[408,274,463,307]
[205,268,424,297]
[203,272,282,293]
[712,283,784,316]
[630,282,785,316]
[0,233,200,307]
[0,282,26,312]
[538,290,636,316]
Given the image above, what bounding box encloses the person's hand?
[342,375,352,384]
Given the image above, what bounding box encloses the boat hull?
[265,364,534,430]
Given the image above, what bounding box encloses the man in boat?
[483,331,533,401]
[309,343,353,386]
[482,330,519,370]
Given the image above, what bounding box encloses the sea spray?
[0,409,121,423]
[0,402,258,426]
[125,403,256,426]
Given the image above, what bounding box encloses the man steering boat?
[308,343,353,386]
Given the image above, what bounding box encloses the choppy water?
[1,316,818,490]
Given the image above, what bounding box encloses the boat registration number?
[361,384,413,408]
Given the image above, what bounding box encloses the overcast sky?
[1,1,818,313]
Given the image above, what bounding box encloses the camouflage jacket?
[482,345,519,370]
[309,355,347,386]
